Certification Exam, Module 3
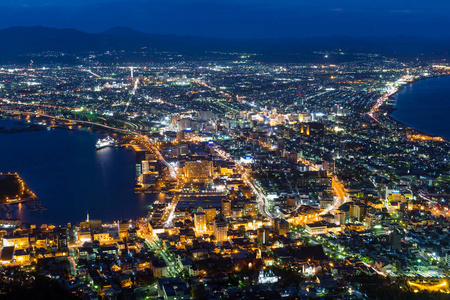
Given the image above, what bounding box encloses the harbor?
[0,116,158,225]
[0,173,46,222]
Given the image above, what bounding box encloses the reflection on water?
[0,117,157,225]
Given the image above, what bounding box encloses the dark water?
[392,76,450,140]
[0,117,159,225]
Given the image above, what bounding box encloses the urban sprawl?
[0,50,450,299]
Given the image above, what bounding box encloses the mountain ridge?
[1,26,449,58]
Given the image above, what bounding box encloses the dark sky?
[0,0,449,38]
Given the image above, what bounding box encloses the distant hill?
[0,26,449,60]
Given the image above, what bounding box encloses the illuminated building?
[203,207,217,223]
[349,203,367,222]
[78,231,91,243]
[305,222,328,235]
[219,164,234,176]
[194,211,206,233]
[142,160,158,173]
[177,118,191,130]
[243,201,258,216]
[14,250,30,263]
[118,220,130,239]
[239,156,254,164]
[120,274,132,288]
[257,267,279,284]
[275,218,289,236]
[232,207,243,218]
[142,160,150,173]
[149,259,168,278]
[79,212,102,232]
[305,222,342,235]
[213,216,227,242]
[3,234,29,249]
[222,199,231,218]
[94,232,111,242]
[301,263,317,276]
[184,160,213,180]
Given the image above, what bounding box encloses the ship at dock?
[95,136,117,150]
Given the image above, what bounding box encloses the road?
[214,147,275,219]
[321,176,349,215]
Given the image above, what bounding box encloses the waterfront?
[0,117,159,225]
[392,76,450,140]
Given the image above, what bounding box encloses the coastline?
[389,74,449,107]
[0,113,132,137]
[383,75,450,141]
[0,115,157,225]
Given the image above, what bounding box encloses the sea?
[391,76,450,140]
[0,117,160,225]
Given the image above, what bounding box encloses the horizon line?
[2,25,450,41]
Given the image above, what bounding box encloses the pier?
[0,173,46,213]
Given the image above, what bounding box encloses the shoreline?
[0,114,155,226]
[389,74,449,108]
[0,114,130,137]
[382,75,450,141]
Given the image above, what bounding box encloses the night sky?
[0,0,449,38]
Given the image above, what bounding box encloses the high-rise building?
[203,207,217,223]
[222,199,231,218]
[213,216,227,242]
[194,212,206,234]
[350,203,367,222]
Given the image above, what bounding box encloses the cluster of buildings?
[1,50,450,298]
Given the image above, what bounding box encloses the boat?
[95,136,117,149]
